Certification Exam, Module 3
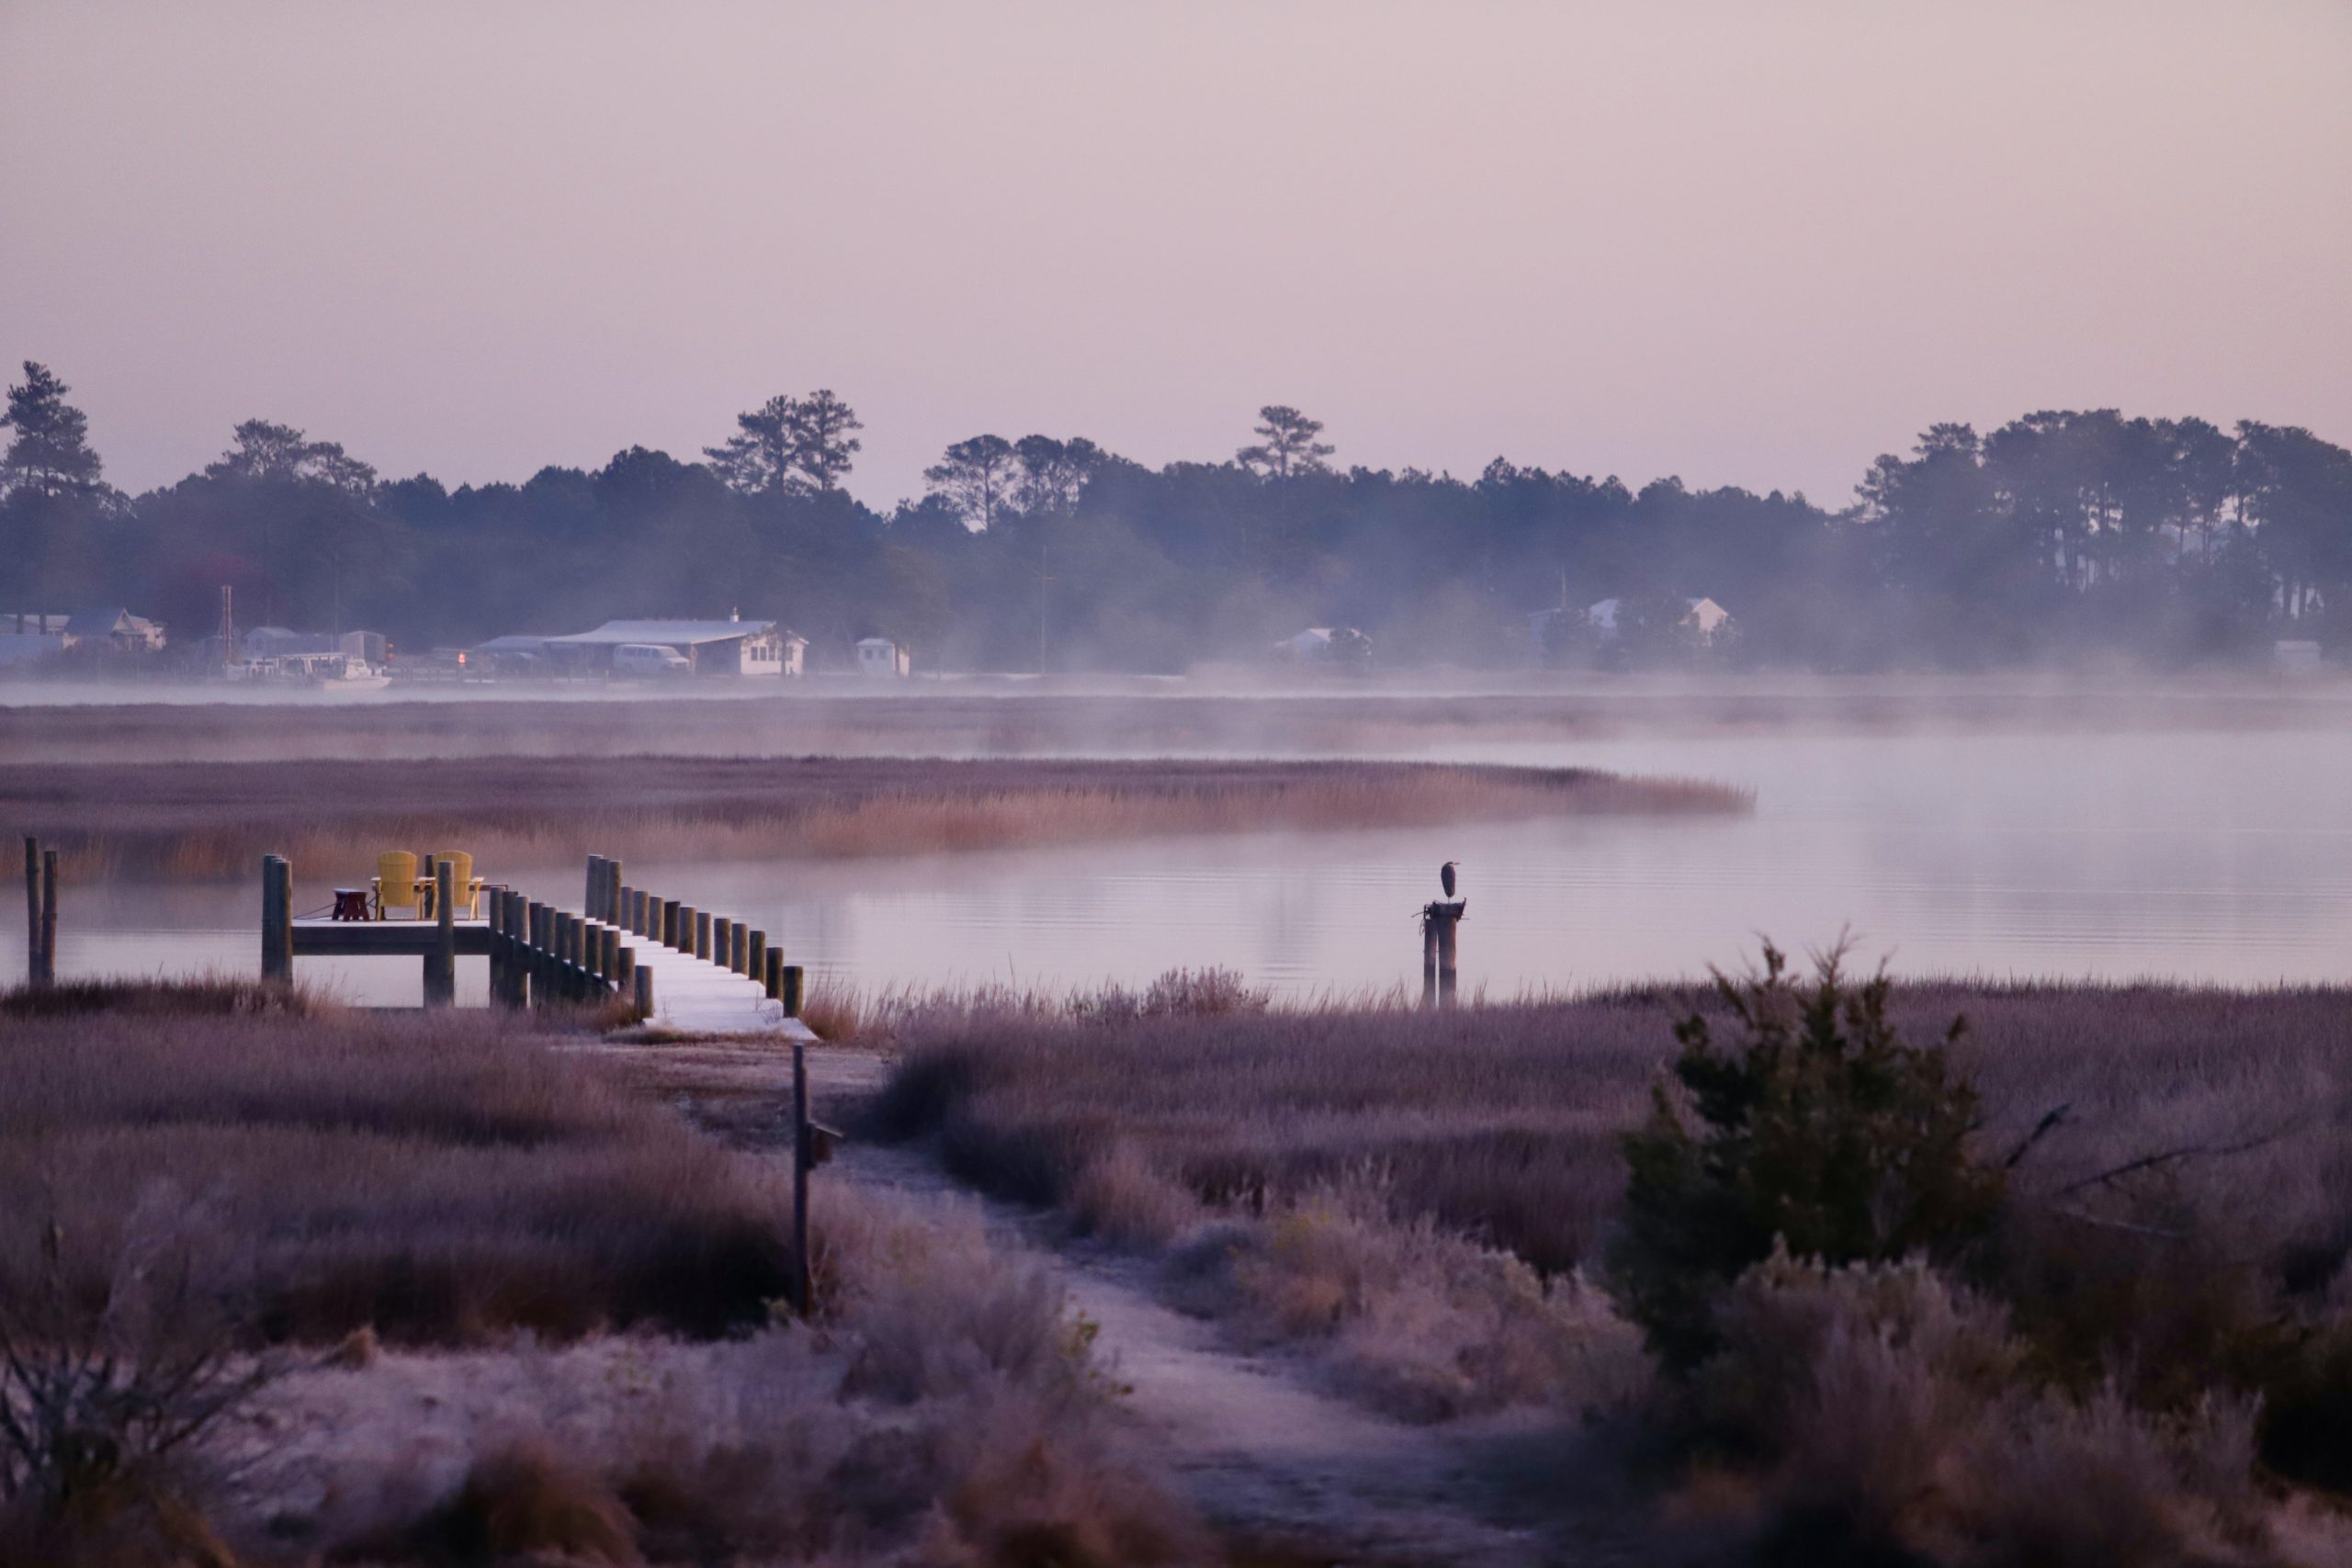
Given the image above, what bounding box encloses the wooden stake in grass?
[425,860,456,1009]
[1420,897,1464,1010]
[792,1039,811,1314]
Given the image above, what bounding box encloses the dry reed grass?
[0,994,794,1345]
[238,1182,1207,1567]
[5,753,1747,883]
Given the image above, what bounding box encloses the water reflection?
[8,729,2349,999]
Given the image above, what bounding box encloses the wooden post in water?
[599,926,620,985]
[615,944,635,1008]
[1420,908,1438,1009]
[662,899,681,949]
[1437,909,1459,1008]
[763,946,783,1000]
[781,964,804,1018]
[694,909,711,962]
[23,838,43,988]
[712,917,731,970]
[747,930,767,992]
[791,1040,811,1314]
[260,854,291,987]
[1419,899,1464,1010]
[424,860,457,1008]
[677,905,697,955]
[604,859,622,923]
[37,849,58,989]
[729,921,748,976]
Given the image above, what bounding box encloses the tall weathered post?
[1419,897,1464,1010]
[747,930,767,993]
[260,854,292,987]
[36,848,58,989]
[694,909,711,962]
[23,838,43,987]
[425,860,457,1007]
[781,964,804,1018]
[604,859,622,923]
[763,946,783,1001]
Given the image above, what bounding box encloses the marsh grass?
[0,996,793,1345]
[3,753,1748,881]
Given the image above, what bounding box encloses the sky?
[4,0,2347,510]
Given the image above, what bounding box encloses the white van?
[612,643,691,678]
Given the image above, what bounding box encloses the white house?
[1272,626,1372,663]
[543,615,807,677]
[2274,639,2324,675]
[1587,596,1732,644]
[65,608,166,651]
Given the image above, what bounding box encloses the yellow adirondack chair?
[427,850,485,919]
[372,851,426,919]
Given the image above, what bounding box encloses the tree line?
[2,362,2344,671]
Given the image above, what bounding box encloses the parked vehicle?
[612,643,692,677]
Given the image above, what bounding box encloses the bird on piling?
[1441,861,1459,898]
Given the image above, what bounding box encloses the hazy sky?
[5,1,2347,509]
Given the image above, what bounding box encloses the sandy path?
[606,1040,1650,1565]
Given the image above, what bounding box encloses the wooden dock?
[262,852,813,1039]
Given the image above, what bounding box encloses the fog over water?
[13,723,2349,1002]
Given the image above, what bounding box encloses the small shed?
[1588,596,1732,644]
[856,637,910,678]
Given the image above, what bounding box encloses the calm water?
[10,729,2351,1001]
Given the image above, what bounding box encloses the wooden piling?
[615,944,635,1003]
[747,929,767,991]
[694,909,711,962]
[763,946,782,1000]
[599,925,620,984]
[260,854,292,987]
[633,963,654,1021]
[677,905,696,955]
[729,920,748,976]
[781,964,804,1017]
[604,859,622,923]
[22,838,42,987]
[662,899,681,949]
[424,860,457,1007]
[1437,912,1458,1008]
[36,849,57,989]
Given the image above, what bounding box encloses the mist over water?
[13,723,2348,1000]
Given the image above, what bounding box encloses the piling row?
[584,853,803,1017]
[484,883,648,1020]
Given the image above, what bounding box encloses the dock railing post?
[260,854,291,987]
[37,848,58,989]
[425,860,456,1008]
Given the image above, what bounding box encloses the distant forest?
[2,361,2345,672]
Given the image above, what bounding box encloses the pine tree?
[0,363,105,500]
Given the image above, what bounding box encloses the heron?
[1441,861,1459,899]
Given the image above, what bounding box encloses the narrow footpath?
[604,1040,1654,1567]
